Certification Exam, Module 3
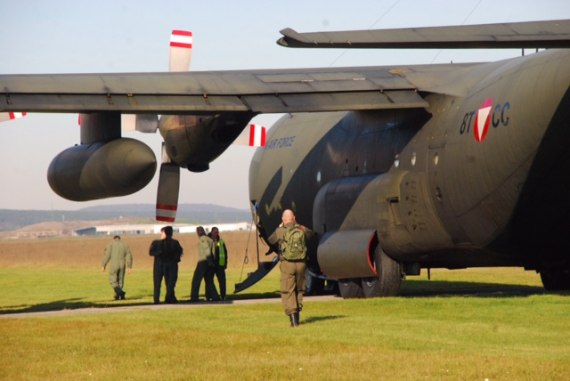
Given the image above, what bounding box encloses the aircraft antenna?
[430,0,483,63]
[328,0,401,67]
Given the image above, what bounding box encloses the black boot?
[295,311,300,325]
[113,287,121,300]
[289,313,299,327]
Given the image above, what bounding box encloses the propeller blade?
[0,112,27,123]
[169,30,192,72]
[155,30,191,222]
[156,163,180,222]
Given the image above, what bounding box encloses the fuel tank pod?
[47,138,156,201]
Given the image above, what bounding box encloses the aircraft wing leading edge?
[278,19,570,49]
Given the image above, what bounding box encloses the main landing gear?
[540,264,570,291]
[337,248,402,299]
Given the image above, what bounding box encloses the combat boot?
[289,313,299,327]
[114,287,125,300]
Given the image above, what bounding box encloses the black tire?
[361,247,402,297]
[338,279,364,298]
[540,267,570,291]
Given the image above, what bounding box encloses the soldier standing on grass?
[101,235,133,300]
[190,226,220,302]
[149,226,183,304]
[209,227,229,301]
[267,209,313,327]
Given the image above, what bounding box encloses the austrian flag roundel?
[473,98,493,143]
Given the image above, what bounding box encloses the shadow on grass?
[302,315,346,325]
[0,298,158,315]
[231,290,280,300]
[0,291,283,315]
[400,279,553,297]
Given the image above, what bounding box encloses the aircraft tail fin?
[278,19,570,49]
[234,124,267,147]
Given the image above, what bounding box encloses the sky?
[0,0,568,211]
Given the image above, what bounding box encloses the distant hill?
[0,204,251,232]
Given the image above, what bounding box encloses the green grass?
[1,266,569,380]
[0,267,282,312]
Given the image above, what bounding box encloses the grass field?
[1,233,569,380]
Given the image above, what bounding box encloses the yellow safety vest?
[217,239,227,267]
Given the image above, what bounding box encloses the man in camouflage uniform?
[268,209,313,327]
[190,226,219,302]
[101,235,133,300]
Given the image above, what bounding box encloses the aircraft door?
[425,123,470,244]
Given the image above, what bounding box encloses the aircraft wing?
[5,19,567,115]
[0,64,476,115]
[278,19,570,49]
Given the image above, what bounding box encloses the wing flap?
[4,90,427,113]
[243,91,427,113]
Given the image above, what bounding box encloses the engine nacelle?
[47,138,156,201]
[317,229,379,280]
[159,112,254,172]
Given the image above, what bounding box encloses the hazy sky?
[0,0,568,211]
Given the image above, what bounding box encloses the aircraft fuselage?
[249,49,570,286]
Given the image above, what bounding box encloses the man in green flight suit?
[101,235,133,300]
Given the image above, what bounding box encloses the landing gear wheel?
[540,267,570,291]
[338,279,364,298]
[305,272,325,296]
[361,247,402,297]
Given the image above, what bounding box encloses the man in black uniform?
[149,226,183,304]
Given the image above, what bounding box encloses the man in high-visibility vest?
[210,227,229,300]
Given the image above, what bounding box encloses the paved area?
[0,295,338,319]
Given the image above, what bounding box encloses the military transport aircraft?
[1,20,569,297]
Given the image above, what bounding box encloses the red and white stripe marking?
[156,203,177,222]
[9,112,27,119]
[170,30,192,49]
[474,98,493,143]
[248,124,267,147]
